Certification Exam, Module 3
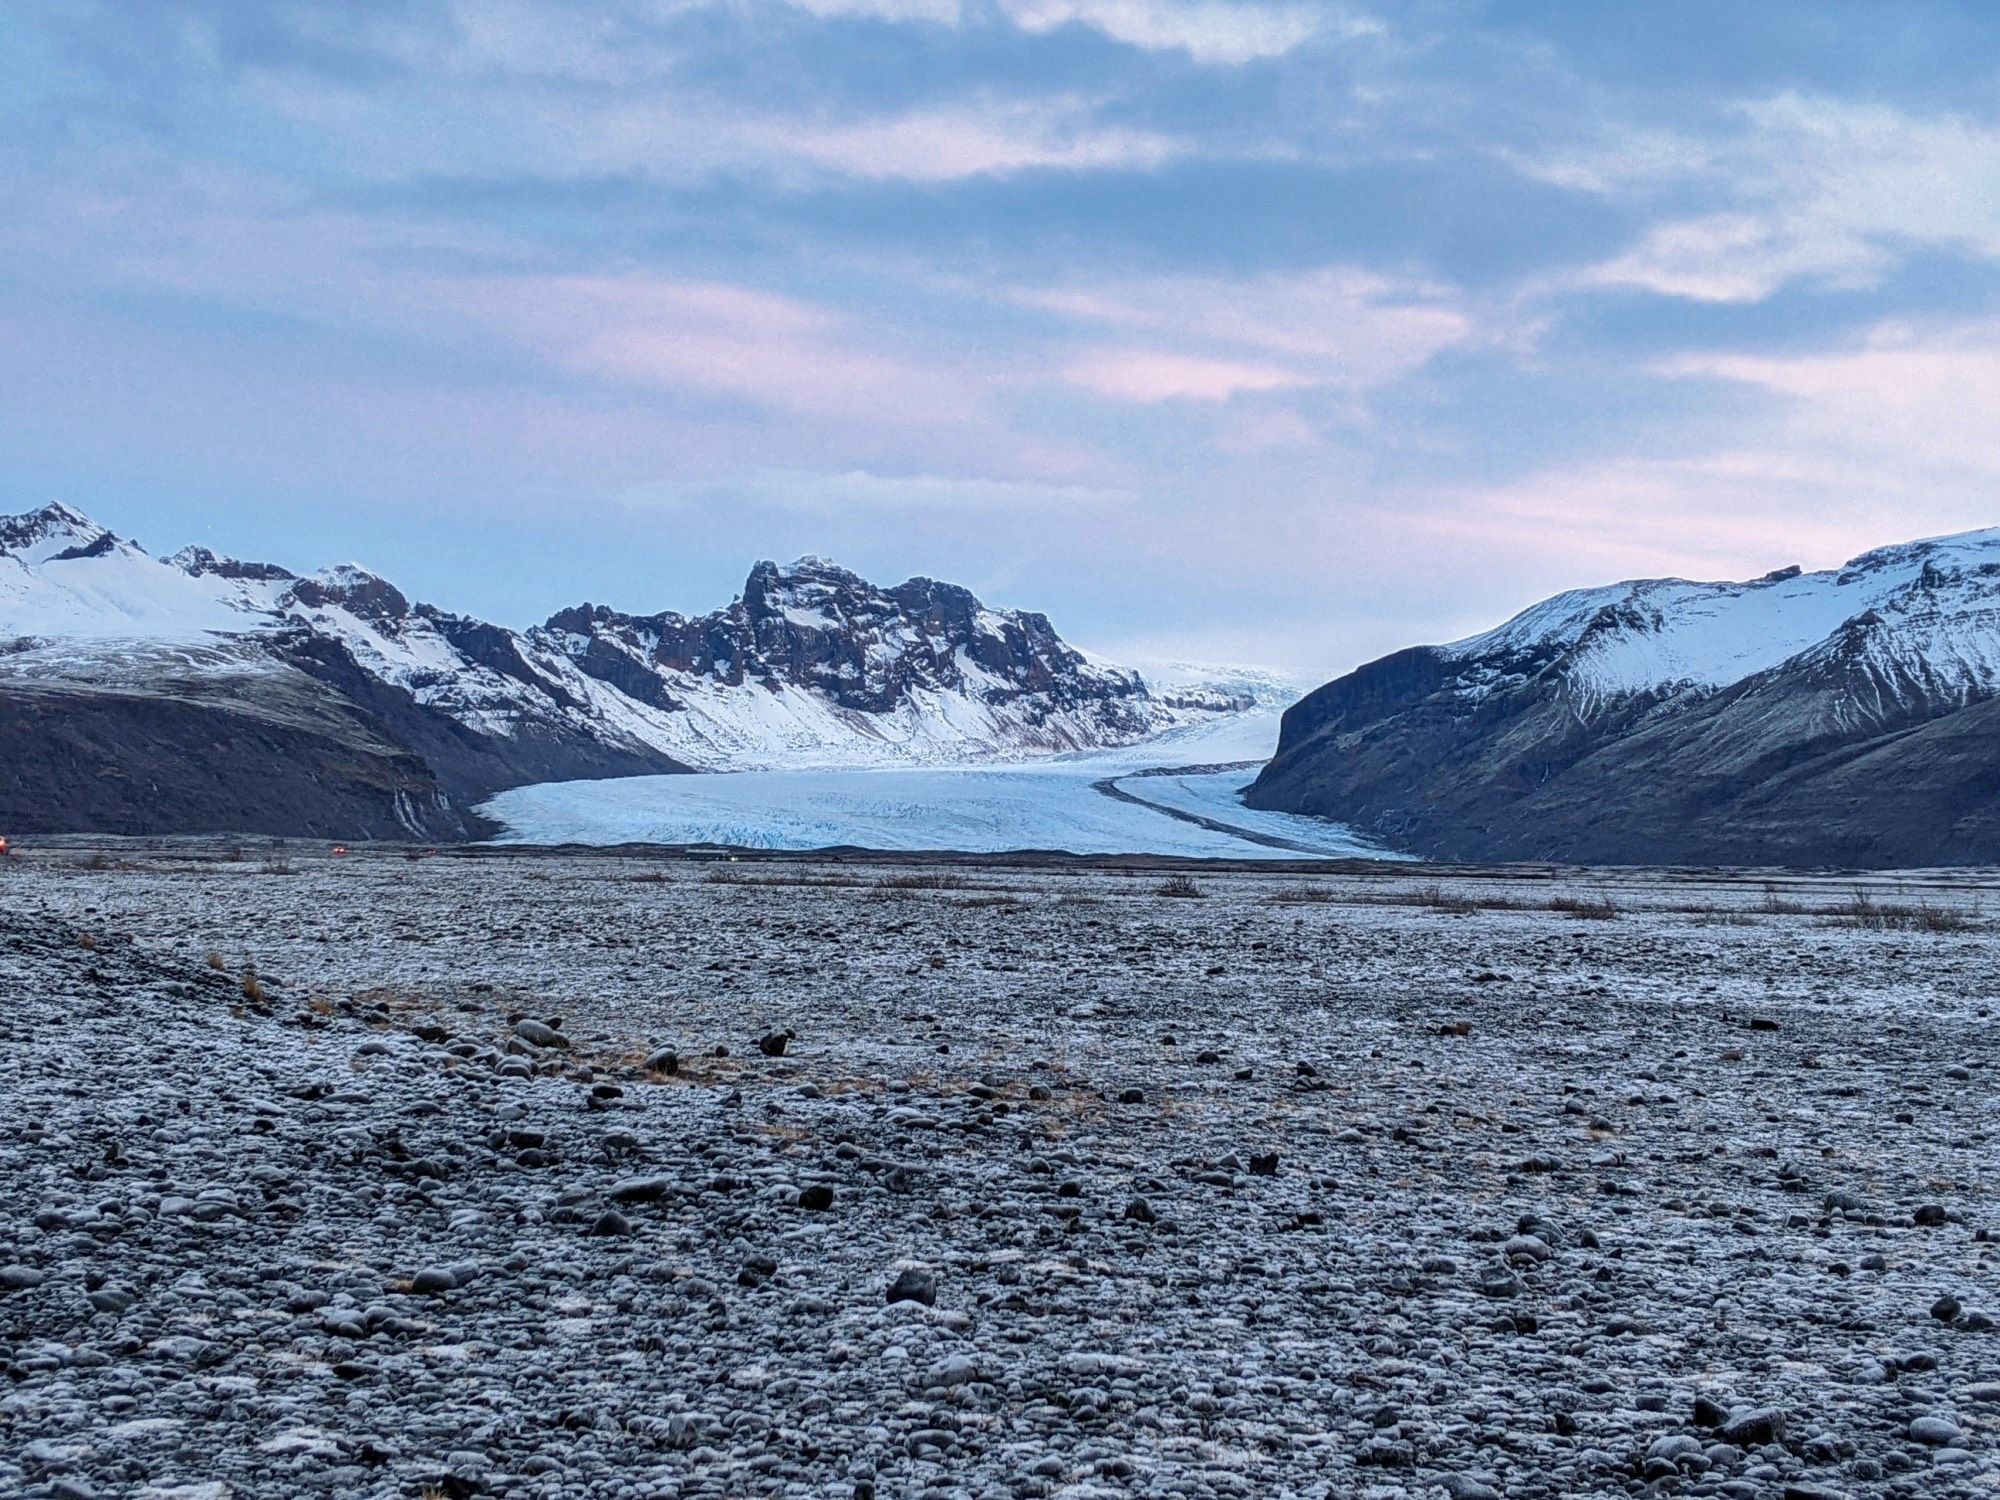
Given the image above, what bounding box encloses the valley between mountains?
[11,501,2000,868]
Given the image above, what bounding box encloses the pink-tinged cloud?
[1661,318,2000,488]
[1022,266,1475,403]
[451,273,985,424]
[1062,350,1305,402]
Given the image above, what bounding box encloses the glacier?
[479,707,1405,859]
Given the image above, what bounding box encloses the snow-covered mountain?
[1249,526,2000,867]
[0,503,1256,838]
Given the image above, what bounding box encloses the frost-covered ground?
[2,849,1996,1499]
[480,706,1399,859]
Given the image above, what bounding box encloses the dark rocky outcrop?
[539,557,1152,733]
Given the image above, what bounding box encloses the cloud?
[624,467,1134,512]
[450,273,985,423]
[996,0,1344,65]
[1025,266,1473,406]
[784,0,964,20]
[775,0,1352,62]
[1211,406,1322,453]
[1661,317,2000,490]
[1560,94,2000,303]
[756,97,1179,181]
[1061,349,1303,401]
[1418,315,2000,595]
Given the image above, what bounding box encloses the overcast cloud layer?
[5,1,1998,676]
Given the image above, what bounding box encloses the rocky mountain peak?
[0,502,116,563]
[170,546,298,583]
[287,564,412,621]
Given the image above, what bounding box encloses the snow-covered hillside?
[1447,526,2000,714]
[1251,523,2000,867]
[1,504,1280,840]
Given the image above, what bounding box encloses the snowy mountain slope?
[1440,527,2000,709]
[527,557,1212,768]
[0,503,1264,837]
[1249,525,2000,867]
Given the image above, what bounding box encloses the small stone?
[1914,1204,1947,1226]
[1910,1416,1963,1446]
[643,1045,680,1074]
[0,1265,45,1292]
[609,1175,673,1203]
[1124,1197,1157,1224]
[1693,1394,1729,1429]
[1647,1434,1704,1463]
[1718,1408,1786,1446]
[514,1018,568,1049]
[798,1184,835,1212]
[1248,1152,1280,1176]
[410,1267,456,1294]
[590,1208,632,1236]
[885,1267,936,1307]
[757,1031,791,1057]
[1117,1088,1145,1104]
[1932,1294,1963,1323]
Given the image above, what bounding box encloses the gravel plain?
[1,847,1996,1499]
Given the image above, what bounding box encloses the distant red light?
[331,845,349,856]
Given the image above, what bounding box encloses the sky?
[4,1,2000,680]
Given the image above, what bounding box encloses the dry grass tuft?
[1370,882,1513,915]
[1758,884,1808,916]
[1156,874,1205,899]
[1549,892,1619,921]
[1268,884,1340,904]
[1842,888,1977,932]
[877,871,968,891]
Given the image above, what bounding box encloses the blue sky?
[4,1,1999,676]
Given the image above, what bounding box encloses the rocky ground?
[1,848,1996,1499]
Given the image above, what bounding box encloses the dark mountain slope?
[1250,528,2000,867]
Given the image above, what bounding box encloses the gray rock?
[514,1018,568,1049]
[885,1268,937,1307]
[1718,1408,1786,1446]
[1909,1416,1963,1445]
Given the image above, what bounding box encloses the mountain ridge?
[1248,524,2000,867]
[0,503,1255,839]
